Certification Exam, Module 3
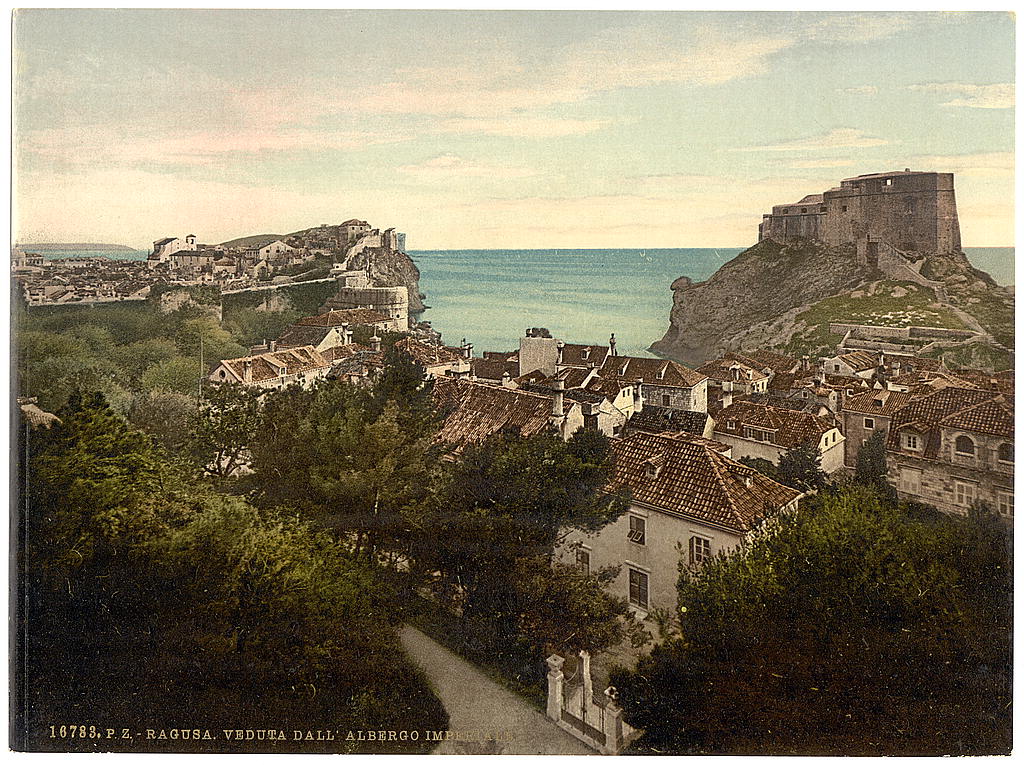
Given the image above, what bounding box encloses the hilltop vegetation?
[652,239,1013,370]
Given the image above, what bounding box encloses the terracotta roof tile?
[599,355,707,387]
[432,378,554,450]
[221,345,329,383]
[697,357,769,383]
[842,389,912,416]
[715,401,836,448]
[472,357,520,381]
[887,388,1013,449]
[606,432,801,532]
[559,343,610,368]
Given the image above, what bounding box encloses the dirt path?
[399,625,595,755]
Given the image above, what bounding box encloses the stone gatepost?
[603,686,624,755]
[580,650,593,708]
[546,655,565,722]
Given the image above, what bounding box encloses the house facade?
[840,388,912,468]
[886,388,1013,518]
[712,400,846,473]
[562,432,802,615]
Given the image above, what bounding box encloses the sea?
[30,246,1015,359]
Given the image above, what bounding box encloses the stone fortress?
[758,170,962,255]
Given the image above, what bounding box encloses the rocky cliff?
[286,223,425,313]
[345,245,425,313]
[651,240,874,365]
[651,239,1013,370]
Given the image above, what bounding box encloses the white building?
[563,431,802,615]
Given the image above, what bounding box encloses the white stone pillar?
[603,686,624,755]
[580,650,593,709]
[546,655,565,722]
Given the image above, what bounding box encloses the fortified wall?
[758,170,961,254]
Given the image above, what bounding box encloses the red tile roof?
[887,388,1014,456]
[606,432,801,532]
[842,389,912,417]
[599,355,707,387]
[432,378,554,450]
[220,345,329,383]
[396,337,464,367]
[471,357,520,381]
[715,401,836,448]
[559,343,610,368]
[697,357,768,383]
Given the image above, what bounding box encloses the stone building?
[561,431,801,614]
[208,345,331,390]
[840,388,912,469]
[320,280,409,331]
[886,387,1013,518]
[149,234,196,264]
[712,400,845,473]
[759,170,961,254]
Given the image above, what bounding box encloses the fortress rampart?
[759,170,961,254]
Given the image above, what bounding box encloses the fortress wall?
[763,171,961,253]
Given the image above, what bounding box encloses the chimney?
[722,390,734,409]
[556,340,565,366]
[635,378,644,412]
[501,371,511,388]
[370,334,382,352]
[269,340,277,352]
[342,322,352,345]
[609,333,617,357]
[461,338,473,359]
[552,378,565,418]
[242,359,253,383]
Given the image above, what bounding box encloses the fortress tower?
[758,170,961,254]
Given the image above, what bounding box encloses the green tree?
[610,487,1011,755]
[775,442,827,493]
[189,383,264,477]
[421,428,627,656]
[140,356,202,395]
[855,429,895,500]
[129,390,196,454]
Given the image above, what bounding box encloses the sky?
[12,10,1015,249]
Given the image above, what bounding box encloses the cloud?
[907,82,1013,109]
[906,151,1014,177]
[733,128,890,153]
[438,116,610,138]
[787,159,857,169]
[20,124,412,168]
[397,154,539,180]
[837,85,878,96]
[802,13,913,43]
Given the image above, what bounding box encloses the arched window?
[954,435,975,456]
[998,442,1014,463]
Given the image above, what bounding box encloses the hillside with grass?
[652,239,1014,371]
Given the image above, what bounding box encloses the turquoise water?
[412,247,1015,357]
[29,246,1014,357]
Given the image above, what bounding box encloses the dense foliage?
[610,487,1012,755]
[16,393,447,752]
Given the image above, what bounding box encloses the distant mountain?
[218,234,285,249]
[18,242,136,251]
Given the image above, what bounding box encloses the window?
[628,569,649,609]
[864,418,875,430]
[954,435,975,456]
[998,443,1013,463]
[690,536,712,565]
[726,421,736,430]
[576,549,591,576]
[842,205,848,212]
[998,492,1014,517]
[884,178,893,186]
[801,207,807,213]
[904,433,920,451]
[628,515,646,545]
[899,467,921,494]
[954,481,976,507]
[833,364,841,372]
[662,394,671,407]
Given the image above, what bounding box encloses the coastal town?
[15,169,1013,756]
[11,220,407,306]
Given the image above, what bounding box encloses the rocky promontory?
[651,240,873,365]
[651,238,1014,370]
